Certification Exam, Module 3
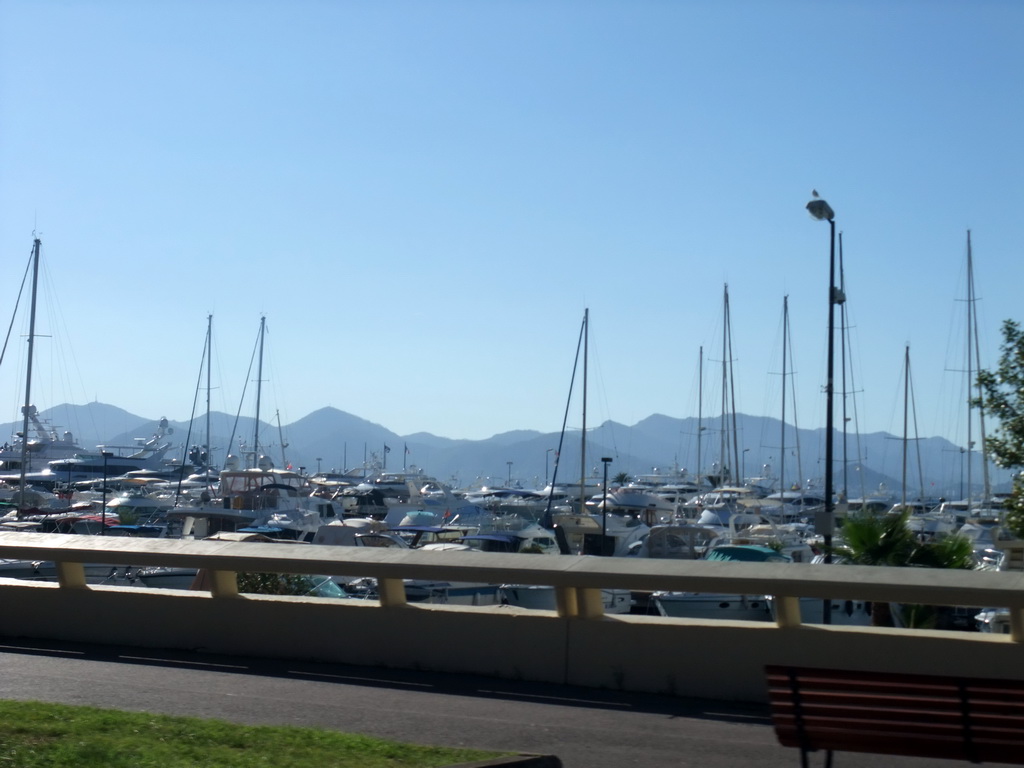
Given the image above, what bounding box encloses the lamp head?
[806,198,835,221]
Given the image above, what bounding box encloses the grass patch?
[0,700,504,767]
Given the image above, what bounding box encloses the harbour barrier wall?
[1,531,1022,703]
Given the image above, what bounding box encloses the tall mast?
[839,232,848,499]
[718,284,740,485]
[17,238,41,510]
[838,233,864,501]
[205,313,212,472]
[253,315,266,466]
[542,310,587,521]
[276,410,288,469]
[720,285,728,483]
[897,348,929,507]
[697,346,703,487]
[780,296,788,494]
[966,233,974,501]
[579,308,588,511]
[967,231,992,503]
[726,288,740,484]
[902,345,910,508]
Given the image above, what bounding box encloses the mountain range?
[3,402,1013,500]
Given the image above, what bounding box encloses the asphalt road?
[0,637,966,767]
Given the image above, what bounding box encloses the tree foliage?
[833,509,975,571]
[1002,484,1024,540]
[238,572,313,595]
[832,509,915,567]
[975,319,1024,470]
[831,509,975,627]
[974,319,1024,536]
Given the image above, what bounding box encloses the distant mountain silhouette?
[1,403,1012,499]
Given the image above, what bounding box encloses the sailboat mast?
[580,308,588,511]
[276,410,288,469]
[717,284,740,485]
[726,290,740,484]
[253,315,266,465]
[780,296,788,494]
[838,234,865,501]
[697,346,703,487]
[839,231,847,501]
[967,231,992,502]
[902,345,910,508]
[543,310,587,520]
[720,285,728,483]
[839,232,848,498]
[17,238,41,508]
[205,313,212,472]
[966,234,975,501]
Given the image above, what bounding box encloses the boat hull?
[498,584,633,614]
[652,592,772,621]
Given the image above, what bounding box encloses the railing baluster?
[555,586,578,617]
[577,588,605,619]
[208,570,238,598]
[773,595,802,628]
[55,562,87,589]
[1010,606,1024,643]
[377,578,407,607]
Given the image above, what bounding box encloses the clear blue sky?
[1,1,1021,451]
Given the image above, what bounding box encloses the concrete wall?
[1,531,1023,704]
[3,578,1021,703]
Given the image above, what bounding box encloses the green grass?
[0,700,504,768]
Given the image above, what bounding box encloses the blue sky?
[1,1,1021,455]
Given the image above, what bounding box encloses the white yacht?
[353,466,439,501]
[21,418,178,488]
[585,486,677,525]
[0,405,82,476]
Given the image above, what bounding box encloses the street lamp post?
[601,457,613,543]
[742,448,750,483]
[807,193,842,625]
[507,461,513,486]
[545,448,553,487]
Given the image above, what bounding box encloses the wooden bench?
[765,665,1024,766]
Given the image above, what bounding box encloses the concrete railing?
[2,530,1023,703]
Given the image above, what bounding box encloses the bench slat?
[765,666,1024,766]
[767,673,1024,699]
[766,666,1024,690]
[770,699,1024,724]
[774,714,1024,741]
[776,726,1024,762]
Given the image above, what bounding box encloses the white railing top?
[2,530,1024,609]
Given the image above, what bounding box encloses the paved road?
[0,637,964,767]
